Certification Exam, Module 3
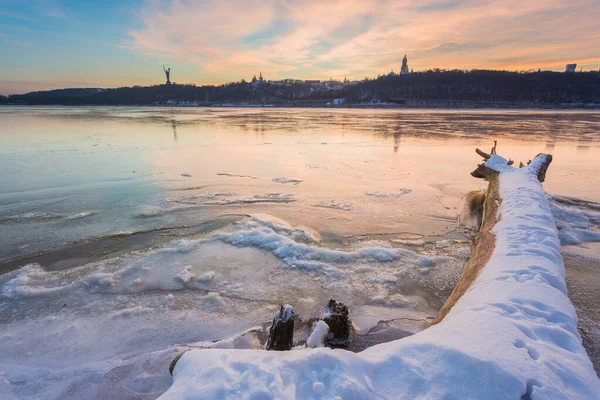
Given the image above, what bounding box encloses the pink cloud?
[125,0,600,82]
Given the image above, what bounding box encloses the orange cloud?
[126,0,600,82]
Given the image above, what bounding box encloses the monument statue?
[163,64,172,85]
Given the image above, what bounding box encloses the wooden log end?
[534,154,553,183]
[323,299,352,348]
[471,164,497,181]
[266,304,295,351]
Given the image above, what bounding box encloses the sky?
[1,0,599,95]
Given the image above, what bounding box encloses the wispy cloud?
[124,0,600,81]
[120,0,600,80]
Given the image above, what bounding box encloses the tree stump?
[323,299,352,348]
[266,304,294,351]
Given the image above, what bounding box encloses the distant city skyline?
[1,0,599,95]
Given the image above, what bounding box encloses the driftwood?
[323,299,353,348]
[266,304,295,351]
[430,145,552,326]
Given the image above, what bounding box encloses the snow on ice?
[161,155,600,400]
[272,177,303,185]
[0,212,457,399]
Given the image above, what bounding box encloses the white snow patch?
[67,211,95,220]
[550,195,600,246]
[306,321,329,348]
[194,327,264,350]
[312,381,325,395]
[272,177,303,184]
[161,293,174,309]
[175,266,195,284]
[216,172,256,179]
[199,292,224,308]
[371,294,410,308]
[365,188,412,197]
[313,200,355,211]
[436,239,451,249]
[214,215,427,274]
[278,304,294,321]
[136,193,296,217]
[196,271,215,283]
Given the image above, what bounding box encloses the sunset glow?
[1,0,599,94]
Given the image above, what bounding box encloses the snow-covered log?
[161,151,600,399]
[431,150,552,326]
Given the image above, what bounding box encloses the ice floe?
[0,213,467,399]
[550,195,600,246]
[216,172,257,179]
[365,188,412,197]
[312,200,356,211]
[136,192,296,217]
[272,177,303,185]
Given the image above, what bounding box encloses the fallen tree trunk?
[163,147,600,399]
[430,147,552,326]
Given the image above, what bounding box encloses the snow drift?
[161,155,600,399]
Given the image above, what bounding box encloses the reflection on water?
[0,106,599,264]
[171,119,177,141]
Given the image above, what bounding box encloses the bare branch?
[475,148,491,160]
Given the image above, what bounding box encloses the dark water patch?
[0,214,246,275]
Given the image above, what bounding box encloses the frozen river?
[1,107,599,398]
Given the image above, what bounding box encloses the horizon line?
[3,66,599,96]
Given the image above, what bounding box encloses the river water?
[1,107,599,398]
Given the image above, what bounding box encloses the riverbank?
[3,102,600,110]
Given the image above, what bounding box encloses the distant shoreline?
[3,71,599,110]
[2,103,600,110]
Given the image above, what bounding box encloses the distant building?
[565,64,577,73]
[400,55,410,75]
[252,72,266,86]
[323,79,343,87]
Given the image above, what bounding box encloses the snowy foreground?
[163,156,600,400]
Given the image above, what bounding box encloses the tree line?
[2,70,599,106]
